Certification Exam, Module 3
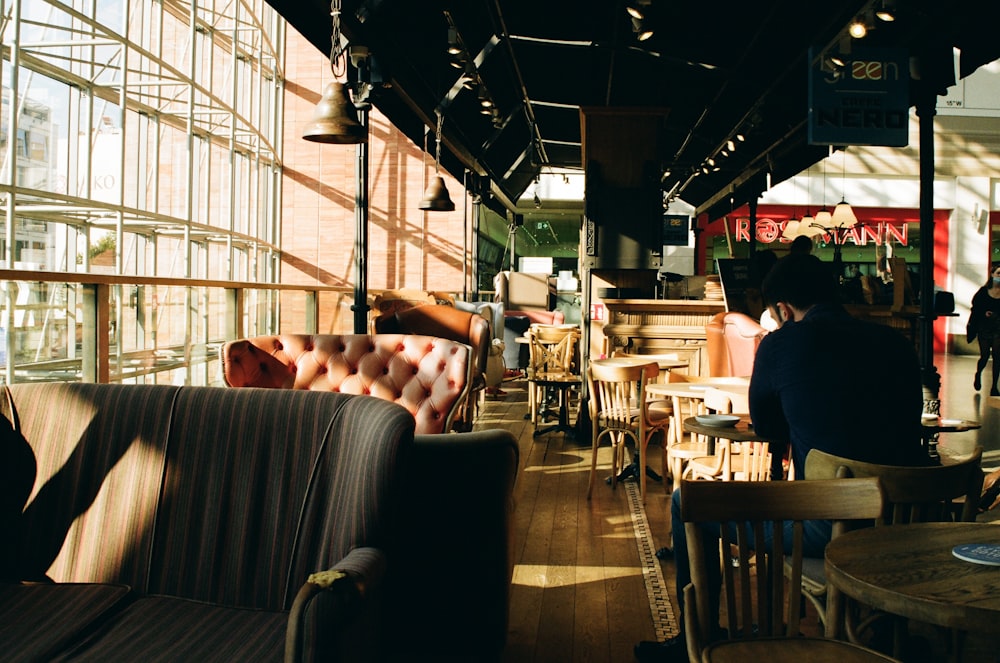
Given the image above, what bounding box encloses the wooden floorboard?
[481,379,662,663]
[478,355,1000,662]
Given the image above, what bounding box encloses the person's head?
[987,262,1000,288]
[751,249,778,285]
[761,254,838,327]
[789,235,813,255]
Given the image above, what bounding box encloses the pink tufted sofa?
[219,333,472,434]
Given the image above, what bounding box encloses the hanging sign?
[808,46,909,147]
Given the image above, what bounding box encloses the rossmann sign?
[808,46,909,147]
[733,218,909,246]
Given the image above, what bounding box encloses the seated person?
[635,254,930,663]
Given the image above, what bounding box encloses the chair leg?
[588,428,600,500]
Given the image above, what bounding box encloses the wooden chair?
[611,352,675,489]
[680,478,899,663]
[526,324,581,437]
[586,358,660,501]
[802,447,984,653]
[685,387,770,482]
[663,372,710,494]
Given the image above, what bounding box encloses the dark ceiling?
[270,0,1000,220]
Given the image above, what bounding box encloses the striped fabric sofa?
[0,382,521,662]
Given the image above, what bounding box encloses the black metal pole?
[352,108,370,333]
[916,92,941,406]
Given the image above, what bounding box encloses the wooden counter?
[600,299,725,376]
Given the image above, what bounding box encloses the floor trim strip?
[625,480,680,641]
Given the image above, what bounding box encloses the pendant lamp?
[302,82,367,144]
[831,198,858,227]
[419,111,455,211]
[302,0,366,144]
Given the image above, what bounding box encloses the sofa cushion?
[2,383,178,587]
[0,582,131,661]
[55,595,287,662]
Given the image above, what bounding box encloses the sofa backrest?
[219,333,471,435]
[505,309,564,326]
[705,311,767,377]
[372,304,489,383]
[2,383,414,611]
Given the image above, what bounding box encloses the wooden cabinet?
[600,299,725,376]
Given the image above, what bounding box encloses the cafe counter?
[600,298,726,376]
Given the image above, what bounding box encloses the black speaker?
[513,213,524,227]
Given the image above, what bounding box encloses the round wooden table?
[920,418,981,459]
[825,522,1000,634]
[682,414,762,443]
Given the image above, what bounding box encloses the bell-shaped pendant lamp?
[419,111,455,211]
[303,82,367,144]
[831,197,858,227]
[419,176,455,211]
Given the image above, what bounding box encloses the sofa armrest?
[285,546,387,663]
[384,430,519,658]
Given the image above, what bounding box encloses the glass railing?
[0,270,352,386]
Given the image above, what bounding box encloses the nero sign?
[808,46,909,147]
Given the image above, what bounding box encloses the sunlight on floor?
[512,564,642,588]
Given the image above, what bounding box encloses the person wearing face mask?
[634,254,928,663]
[748,253,928,475]
[968,262,1000,396]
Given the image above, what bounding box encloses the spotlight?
[875,0,896,22]
[533,193,541,209]
[631,17,653,41]
[848,18,867,39]
[447,27,462,55]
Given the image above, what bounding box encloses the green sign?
[808,47,909,147]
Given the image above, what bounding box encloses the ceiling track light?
[631,17,653,41]
[848,17,868,39]
[875,0,896,22]
[447,27,462,55]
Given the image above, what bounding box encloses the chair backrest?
[587,359,655,434]
[371,289,438,317]
[804,447,984,523]
[527,324,579,377]
[680,478,885,656]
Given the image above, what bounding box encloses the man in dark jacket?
[635,254,928,663]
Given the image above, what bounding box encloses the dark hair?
[761,254,838,309]
[986,262,1000,287]
[789,235,813,255]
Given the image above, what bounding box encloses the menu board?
[715,258,753,315]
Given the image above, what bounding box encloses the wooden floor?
[475,377,675,663]
[475,353,1000,663]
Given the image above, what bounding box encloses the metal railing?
[0,269,352,386]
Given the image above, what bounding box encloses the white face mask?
[994,276,1000,286]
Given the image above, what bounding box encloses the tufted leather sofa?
[371,305,489,430]
[219,333,471,434]
[705,311,768,377]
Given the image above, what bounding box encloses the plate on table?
[695,414,740,427]
[952,544,1000,566]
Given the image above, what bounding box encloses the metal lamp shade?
[302,82,367,144]
[419,176,456,211]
